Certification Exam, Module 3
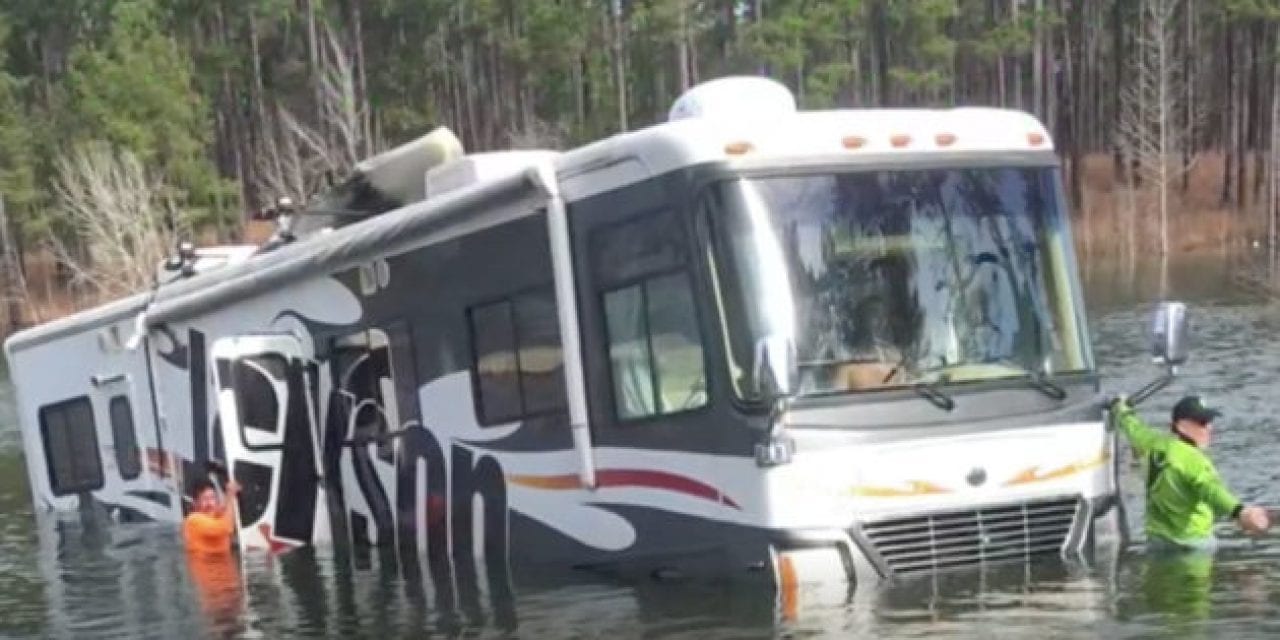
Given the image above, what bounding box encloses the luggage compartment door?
[211,334,329,551]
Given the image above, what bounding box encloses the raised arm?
[1110,399,1167,457]
[217,480,242,533]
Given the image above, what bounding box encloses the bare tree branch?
[44,143,184,305]
[1118,0,1198,258]
[253,20,377,208]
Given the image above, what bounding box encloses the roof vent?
[668,76,797,122]
[425,151,557,198]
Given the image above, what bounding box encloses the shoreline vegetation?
[3,1,1280,336]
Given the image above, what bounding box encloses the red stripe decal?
[509,469,740,510]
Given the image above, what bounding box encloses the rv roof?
[4,291,151,355]
[553,106,1054,192]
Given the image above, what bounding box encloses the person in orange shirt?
[184,476,245,636]
[183,477,241,554]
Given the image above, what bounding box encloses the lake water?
[4,253,1280,638]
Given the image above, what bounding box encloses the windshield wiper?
[1023,371,1067,400]
[990,358,1067,400]
[909,379,956,411]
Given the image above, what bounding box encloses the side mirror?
[1150,301,1188,367]
[752,335,798,400]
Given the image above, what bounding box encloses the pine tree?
[61,0,232,228]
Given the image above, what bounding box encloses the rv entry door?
[211,334,330,552]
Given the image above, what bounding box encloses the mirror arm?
[1128,366,1177,407]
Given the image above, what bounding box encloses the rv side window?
[602,273,707,420]
[233,356,284,434]
[592,210,708,421]
[468,288,567,425]
[108,395,141,480]
[38,396,104,496]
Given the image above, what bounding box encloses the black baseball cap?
[1172,395,1221,424]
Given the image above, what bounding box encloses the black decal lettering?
[190,330,208,464]
[322,390,350,544]
[450,446,483,619]
[351,439,395,545]
[211,414,225,465]
[272,359,319,542]
[349,511,370,547]
[397,426,454,612]
[475,454,515,629]
[451,447,513,625]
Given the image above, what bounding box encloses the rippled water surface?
[5,254,1280,638]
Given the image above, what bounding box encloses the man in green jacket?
[1111,394,1270,549]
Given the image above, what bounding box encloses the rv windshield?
[703,167,1091,401]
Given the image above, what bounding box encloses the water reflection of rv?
[5,76,1140,599]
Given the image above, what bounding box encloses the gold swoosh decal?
[850,480,952,498]
[1003,451,1109,487]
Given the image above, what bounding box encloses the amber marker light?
[841,135,868,150]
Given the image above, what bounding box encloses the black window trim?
[38,395,105,496]
[466,283,569,427]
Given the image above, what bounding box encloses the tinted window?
[468,288,567,425]
[109,396,141,480]
[39,396,103,495]
[591,210,707,421]
[470,300,523,423]
[603,273,707,420]
[591,208,687,287]
[514,291,567,415]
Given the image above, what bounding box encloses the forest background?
[0,0,1275,329]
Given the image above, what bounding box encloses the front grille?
[859,496,1080,575]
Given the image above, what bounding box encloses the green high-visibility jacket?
[1114,403,1242,546]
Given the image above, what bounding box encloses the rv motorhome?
[6,76,1163,602]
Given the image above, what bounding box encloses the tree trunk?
[1011,0,1023,110]
[1156,0,1170,257]
[306,0,324,135]
[611,0,628,131]
[1223,25,1235,207]
[1270,41,1279,262]
[677,1,691,91]
[1182,0,1194,193]
[0,195,25,333]
[1236,26,1248,212]
[348,0,373,156]
[1112,0,1126,179]
[872,0,891,105]
[1033,0,1045,119]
